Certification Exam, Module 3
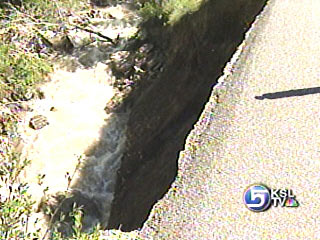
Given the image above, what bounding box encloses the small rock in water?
[79,47,107,67]
[91,0,109,7]
[29,115,49,130]
[50,106,57,112]
[51,35,74,54]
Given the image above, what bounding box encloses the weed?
[164,0,202,23]
[138,0,169,22]
[138,0,203,24]
[0,44,52,102]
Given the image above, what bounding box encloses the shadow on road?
[255,87,320,100]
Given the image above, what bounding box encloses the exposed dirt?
[10,0,268,236]
[108,0,267,232]
[137,0,320,238]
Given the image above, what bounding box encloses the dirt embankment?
[108,0,267,231]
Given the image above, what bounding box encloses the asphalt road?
[139,0,320,239]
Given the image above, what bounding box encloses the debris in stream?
[29,115,49,130]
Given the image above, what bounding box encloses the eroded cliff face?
[30,0,267,234]
[108,0,267,231]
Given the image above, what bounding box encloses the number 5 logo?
[243,184,271,212]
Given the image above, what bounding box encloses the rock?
[110,51,136,79]
[111,61,135,79]
[29,115,49,130]
[50,107,57,112]
[51,35,74,54]
[78,47,107,67]
[139,43,154,54]
[91,0,110,7]
[123,39,145,51]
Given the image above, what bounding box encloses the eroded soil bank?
[15,0,267,236]
[108,0,267,232]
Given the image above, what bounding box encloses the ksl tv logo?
[243,184,299,212]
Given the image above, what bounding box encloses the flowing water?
[17,61,129,233]
[12,4,142,234]
[20,64,114,197]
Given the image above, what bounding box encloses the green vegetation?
[0,0,78,102]
[138,0,203,24]
[0,146,33,239]
[165,0,202,23]
[0,44,52,101]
